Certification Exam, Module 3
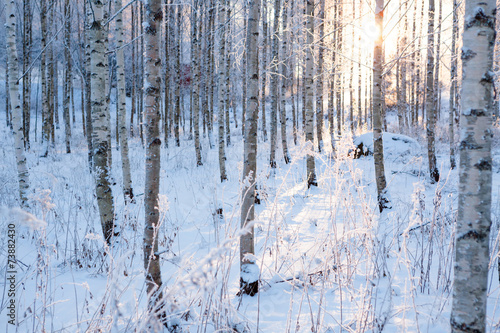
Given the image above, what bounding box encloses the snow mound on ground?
[353,132,421,159]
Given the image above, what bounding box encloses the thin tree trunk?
[174,5,181,146]
[84,0,94,169]
[63,0,72,154]
[261,0,268,142]
[143,0,166,321]
[6,0,30,205]
[373,0,389,212]
[241,2,247,137]
[23,0,32,150]
[449,0,458,169]
[240,0,261,296]
[192,0,203,166]
[90,0,117,245]
[425,0,440,183]
[450,0,495,330]
[269,0,280,168]
[316,0,325,151]
[41,0,51,156]
[218,0,228,181]
[115,0,134,201]
[280,0,290,163]
[305,0,317,188]
[225,0,232,146]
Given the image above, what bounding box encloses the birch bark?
[450,0,495,330]
[218,0,228,181]
[425,0,440,183]
[240,0,261,296]
[143,0,165,316]
[305,0,317,187]
[6,0,30,205]
[373,0,389,211]
[115,0,134,201]
[280,0,290,163]
[90,0,116,245]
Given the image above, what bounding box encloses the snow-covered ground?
[0,96,500,332]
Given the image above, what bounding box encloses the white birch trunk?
[269,0,280,168]
[63,0,72,154]
[449,0,458,170]
[261,0,268,142]
[115,0,134,201]
[316,0,325,152]
[373,0,389,211]
[192,0,203,166]
[450,0,495,330]
[218,0,228,181]
[305,0,317,187]
[425,0,440,183]
[90,0,116,245]
[280,0,290,163]
[6,0,30,205]
[240,0,261,296]
[143,0,165,315]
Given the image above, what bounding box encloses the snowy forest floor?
[1,98,500,332]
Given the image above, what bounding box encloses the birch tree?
[218,1,228,181]
[316,0,325,152]
[23,0,31,149]
[449,0,458,169]
[450,0,495,330]
[192,0,203,166]
[280,0,290,163]
[305,0,317,188]
[63,0,72,153]
[240,0,261,296]
[373,0,389,211]
[143,0,165,316]
[261,0,268,142]
[115,0,134,201]
[6,0,30,205]
[425,0,440,183]
[90,0,117,245]
[269,0,280,168]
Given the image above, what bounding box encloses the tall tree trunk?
[269,0,280,168]
[425,0,440,183]
[434,0,442,121]
[23,0,32,150]
[450,0,495,330]
[261,0,268,142]
[143,0,165,318]
[240,0,261,296]
[336,2,343,137]
[41,0,51,156]
[280,0,290,163]
[218,0,228,181]
[84,0,94,169]
[90,0,117,245]
[241,2,247,137]
[174,5,181,146]
[316,0,325,151]
[63,0,72,154]
[449,0,458,169]
[115,0,134,201]
[329,1,337,151]
[6,0,30,205]
[373,0,389,212]
[192,0,203,166]
[225,0,232,146]
[305,0,317,188]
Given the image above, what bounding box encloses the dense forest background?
[0,0,499,331]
